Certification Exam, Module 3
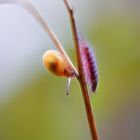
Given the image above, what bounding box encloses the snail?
[43,50,77,95]
[43,50,76,78]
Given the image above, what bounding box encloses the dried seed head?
[79,40,98,93]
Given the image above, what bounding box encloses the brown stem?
[63,0,99,140]
[0,0,78,76]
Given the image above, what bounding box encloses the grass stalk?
[63,0,99,139]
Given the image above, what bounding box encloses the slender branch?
[0,0,78,76]
[63,0,99,140]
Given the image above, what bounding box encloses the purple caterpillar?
[79,40,98,94]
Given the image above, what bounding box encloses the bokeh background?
[0,0,140,140]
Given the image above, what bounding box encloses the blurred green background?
[0,0,140,140]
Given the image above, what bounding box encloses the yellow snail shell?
[43,50,75,77]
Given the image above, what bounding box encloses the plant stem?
[63,0,99,140]
[0,0,78,76]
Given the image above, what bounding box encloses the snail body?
[43,50,76,77]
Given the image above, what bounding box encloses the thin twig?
[63,0,99,140]
[0,0,78,76]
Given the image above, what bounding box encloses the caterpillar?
[79,40,98,93]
